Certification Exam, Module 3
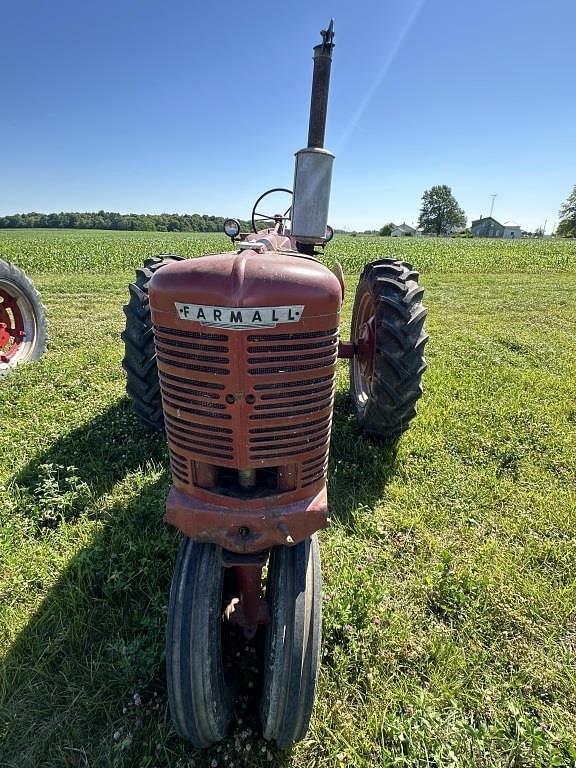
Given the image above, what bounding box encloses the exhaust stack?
[291,20,335,244]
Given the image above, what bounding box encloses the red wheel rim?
[0,281,35,367]
[352,291,376,406]
[0,288,26,361]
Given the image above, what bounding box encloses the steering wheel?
[251,188,293,233]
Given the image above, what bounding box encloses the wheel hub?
[357,316,375,377]
[352,291,376,403]
[0,289,27,361]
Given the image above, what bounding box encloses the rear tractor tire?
[122,254,184,430]
[0,259,47,377]
[350,258,428,438]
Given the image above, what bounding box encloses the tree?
[557,185,576,237]
[379,222,395,236]
[418,185,466,235]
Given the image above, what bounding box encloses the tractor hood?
[148,249,342,329]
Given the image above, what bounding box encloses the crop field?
[1,231,575,767]
[1,228,575,274]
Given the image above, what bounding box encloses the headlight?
[223,218,241,239]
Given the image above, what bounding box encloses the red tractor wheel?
[260,535,322,748]
[350,258,428,438]
[122,254,184,430]
[166,538,236,747]
[0,260,47,377]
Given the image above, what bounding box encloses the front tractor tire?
[166,539,236,747]
[260,536,322,748]
[350,258,428,438]
[122,255,184,430]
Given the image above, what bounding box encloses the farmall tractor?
[0,260,47,377]
[122,22,427,748]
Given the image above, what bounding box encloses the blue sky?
[1,0,574,232]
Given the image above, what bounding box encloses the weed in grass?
[426,551,485,625]
[14,463,92,530]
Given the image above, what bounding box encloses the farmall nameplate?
[175,303,304,330]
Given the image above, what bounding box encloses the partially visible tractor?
[122,21,427,748]
[0,260,47,377]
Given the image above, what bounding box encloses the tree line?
[0,211,253,232]
[2,185,575,236]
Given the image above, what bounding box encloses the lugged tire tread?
[350,258,428,437]
[121,254,184,430]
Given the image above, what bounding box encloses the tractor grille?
[154,326,234,470]
[170,450,190,485]
[247,329,337,465]
[155,325,230,375]
[301,454,330,488]
[155,323,337,490]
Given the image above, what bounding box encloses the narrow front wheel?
[260,535,322,748]
[166,539,236,747]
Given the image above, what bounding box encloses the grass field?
[1,231,575,767]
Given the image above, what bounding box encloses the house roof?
[394,222,417,233]
[471,217,522,230]
[471,216,503,228]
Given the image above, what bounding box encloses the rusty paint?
[165,485,328,553]
[337,340,355,359]
[149,232,341,552]
[232,565,268,632]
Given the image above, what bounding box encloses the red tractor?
[123,21,427,748]
[0,260,47,377]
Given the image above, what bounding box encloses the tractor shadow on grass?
[13,397,169,531]
[3,399,295,767]
[329,389,399,532]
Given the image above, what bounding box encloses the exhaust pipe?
[291,20,335,244]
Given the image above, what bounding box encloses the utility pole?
[489,194,498,218]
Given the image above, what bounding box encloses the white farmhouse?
[391,223,420,237]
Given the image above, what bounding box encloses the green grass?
[1,232,576,767]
